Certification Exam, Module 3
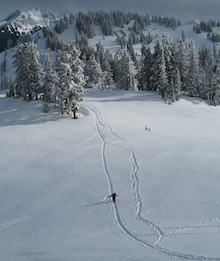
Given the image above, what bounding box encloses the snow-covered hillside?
[1,10,220,81]
[1,8,220,56]
[1,8,220,260]
[1,89,220,260]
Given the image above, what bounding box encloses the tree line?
[2,10,220,113]
[193,19,220,43]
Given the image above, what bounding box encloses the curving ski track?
[83,103,220,261]
[0,216,31,233]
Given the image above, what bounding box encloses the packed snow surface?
[1,89,220,261]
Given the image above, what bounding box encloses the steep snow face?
[0,8,59,35]
[0,8,61,53]
[1,9,21,24]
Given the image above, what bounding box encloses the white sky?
[1,0,220,22]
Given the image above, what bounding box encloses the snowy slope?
[56,17,220,55]
[1,89,220,260]
[2,9,220,77]
[0,8,59,35]
[1,9,220,261]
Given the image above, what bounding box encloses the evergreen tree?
[114,50,138,90]
[181,30,186,43]
[176,36,189,92]
[157,48,169,98]
[150,40,163,91]
[95,11,114,36]
[13,42,42,100]
[43,28,64,51]
[206,60,220,105]
[162,34,176,84]
[166,78,175,104]
[76,31,90,59]
[86,54,104,89]
[186,41,204,97]
[43,55,54,102]
[116,34,126,49]
[127,40,138,65]
[95,41,105,69]
[54,16,69,34]
[138,45,153,90]
[76,12,95,38]
[165,68,181,103]
[173,68,181,101]
[203,47,214,99]
[102,50,113,86]
[56,44,86,118]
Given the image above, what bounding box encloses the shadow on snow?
[0,95,64,127]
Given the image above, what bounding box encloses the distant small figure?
[145,125,151,131]
[108,193,118,203]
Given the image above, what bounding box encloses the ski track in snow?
[83,103,220,261]
[0,216,32,233]
[165,217,220,236]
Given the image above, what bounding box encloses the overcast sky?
[1,0,220,22]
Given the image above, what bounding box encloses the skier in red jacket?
[108,193,118,203]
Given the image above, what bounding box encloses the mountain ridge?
[0,8,61,52]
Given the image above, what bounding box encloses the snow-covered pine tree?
[150,40,163,91]
[173,68,181,101]
[85,54,104,89]
[127,39,138,66]
[157,48,169,99]
[114,49,138,90]
[13,44,25,97]
[162,34,176,83]
[43,55,55,102]
[116,34,127,49]
[96,11,114,36]
[176,36,189,92]
[95,41,114,86]
[138,45,153,90]
[112,10,126,27]
[13,42,42,101]
[181,30,186,43]
[101,50,113,87]
[186,41,204,97]
[166,78,175,104]
[206,60,220,105]
[95,41,105,66]
[75,31,90,59]
[76,12,95,38]
[43,28,64,51]
[54,16,69,34]
[56,44,86,118]
[203,47,215,99]
[165,67,181,104]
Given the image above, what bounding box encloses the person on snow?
[108,193,117,203]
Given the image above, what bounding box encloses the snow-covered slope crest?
[0,8,59,35]
[1,9,21,24]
